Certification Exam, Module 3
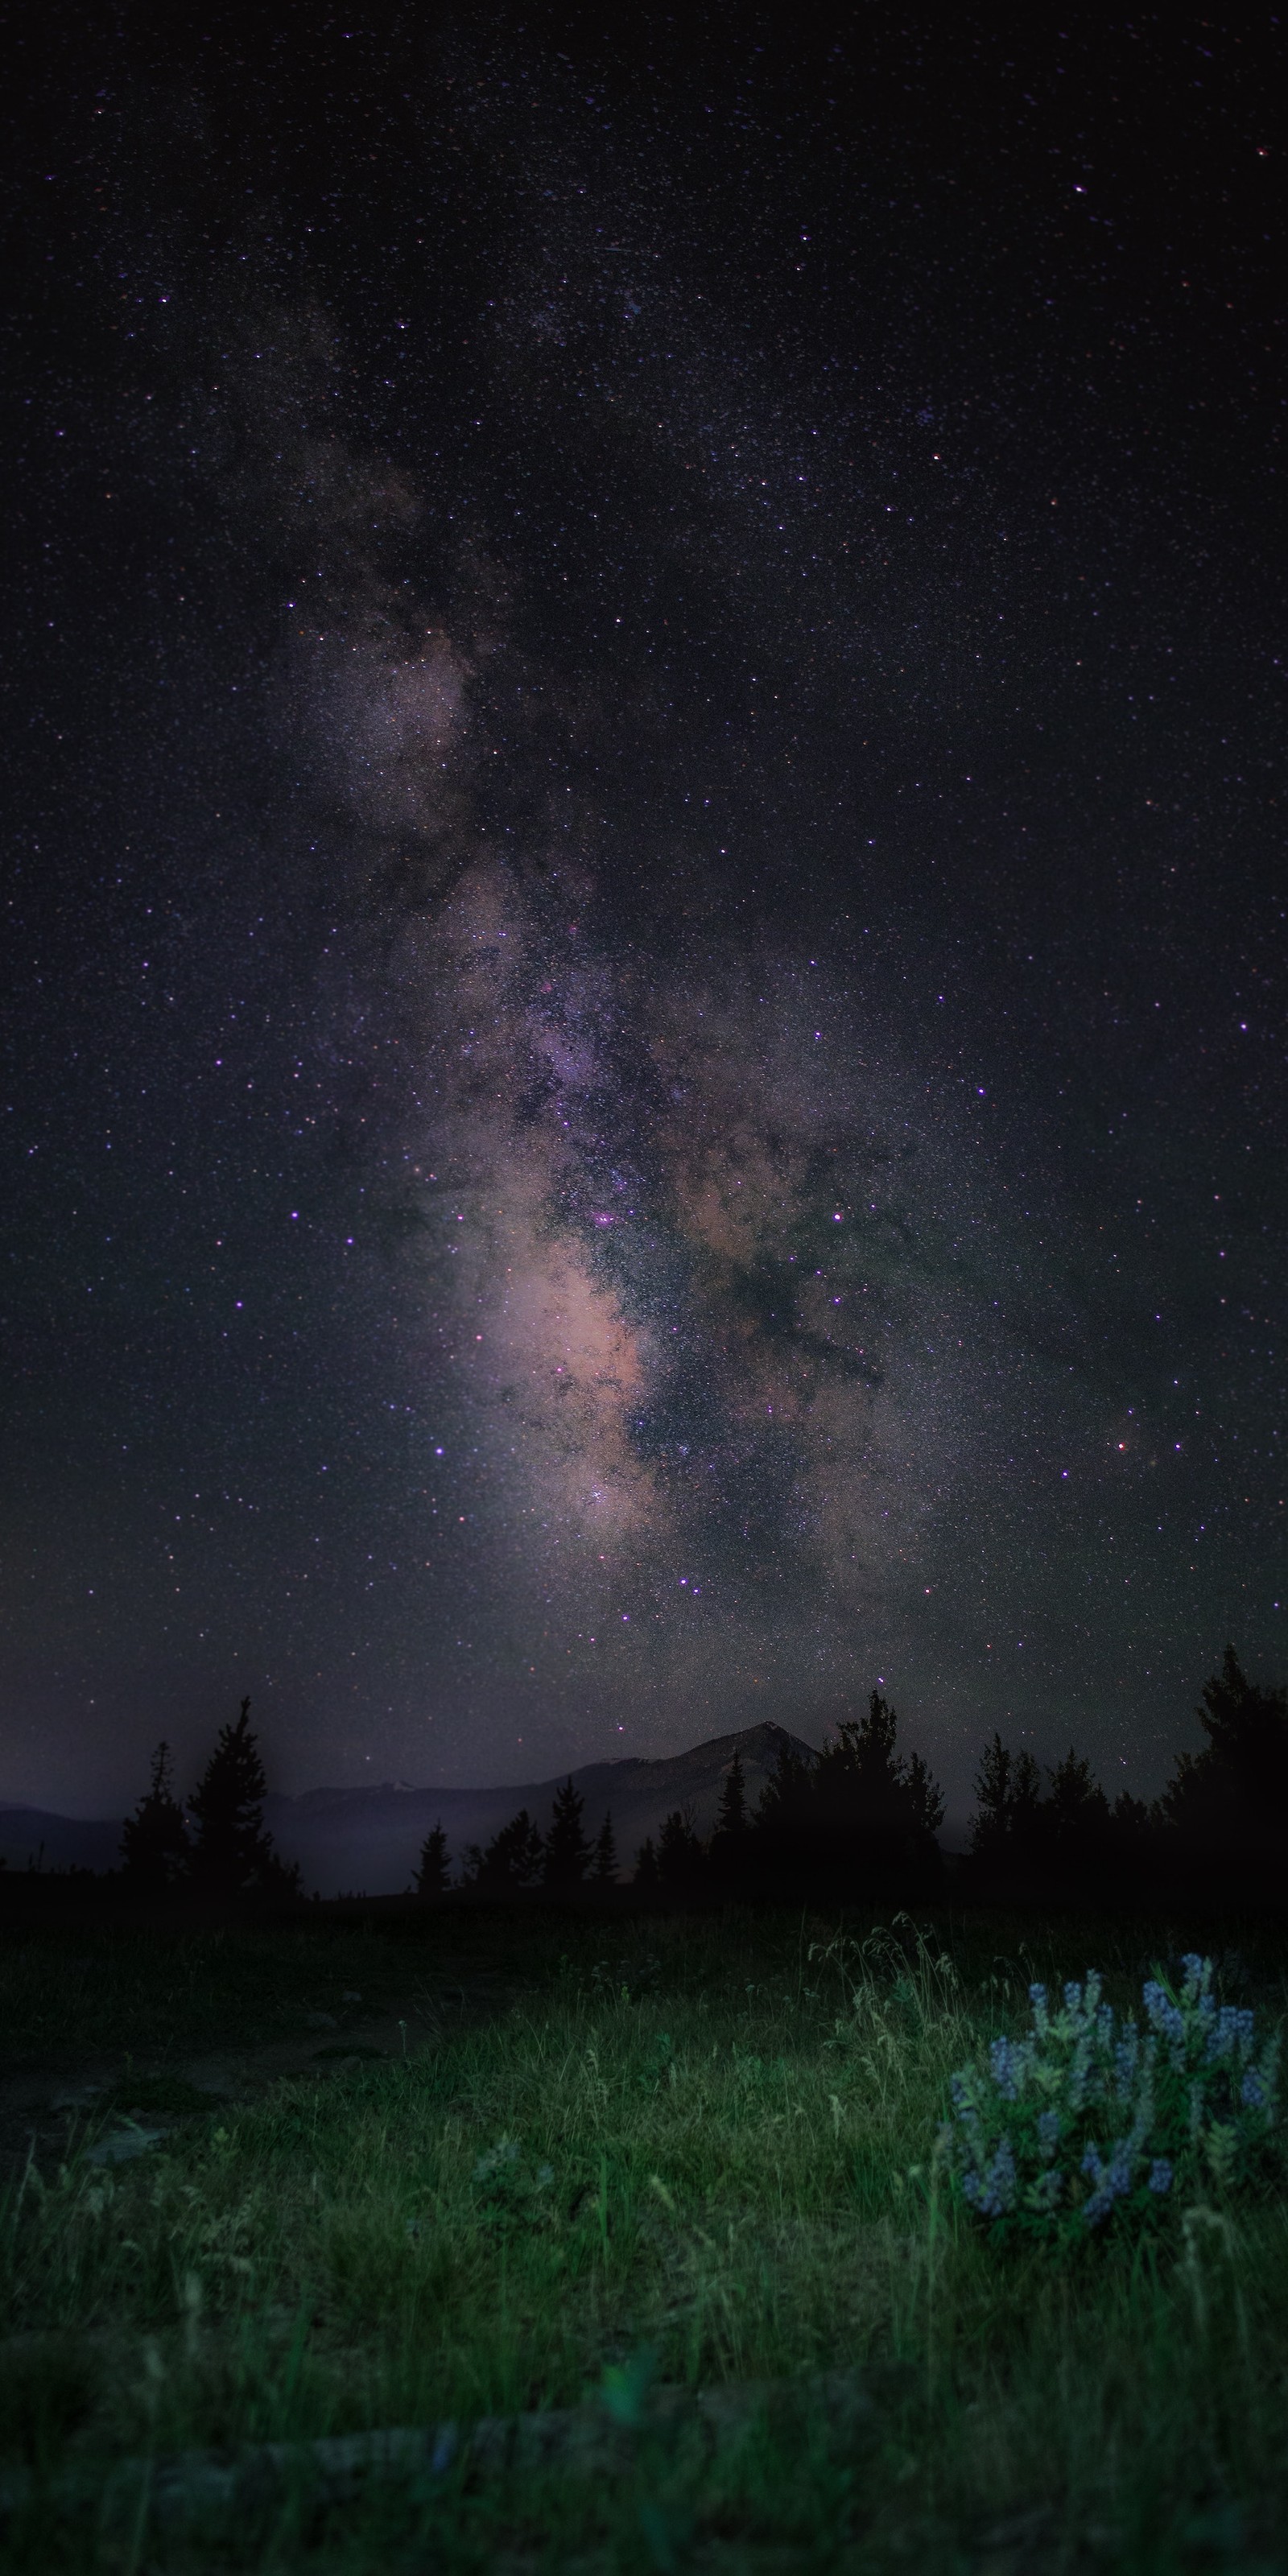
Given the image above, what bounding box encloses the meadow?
[2,1901,1288,2573]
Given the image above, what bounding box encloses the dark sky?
[4,8,1285,1823]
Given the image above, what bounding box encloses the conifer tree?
[1007,1747,1044,1864]
[413,1821,452,1900]
[1159,1645,1288,1857]
[634,1835,660,1891]
[968,1732,1117,1885]
[764,1690,944,1890]
[460,1808,544,1895]
[543,1775,592,1891]
[1044,1747,1110,1861]
[592,1809,618,1887]
[969,1733,1012,1861]
[120,1741,191,1891]
[905,1748,946,1839]
[188,1699,298,1897]
[710,1747,751,1889]
[657,1806,704,1892]
[754,1734,815,1831]
[714,1748,747,1841]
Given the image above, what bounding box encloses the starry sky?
[4,10,1285,1824]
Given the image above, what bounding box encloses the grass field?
[2,1901,1288,2571]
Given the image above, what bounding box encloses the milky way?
[4,18,1285,1818]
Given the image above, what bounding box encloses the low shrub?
[939,1953,1280,2246]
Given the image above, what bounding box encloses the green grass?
[2,1905,1288,2570]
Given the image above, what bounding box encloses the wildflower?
[974,2135,1018,2218]
[945,1954,1274,2249]
[1113,2029,1140,2101]
[1080,2139,1133,2227]
[989,2035,1021,2100]
[1212,2004,1254,2058]
[1066,2037,1092,2113]
[1142,1981,1187,2062]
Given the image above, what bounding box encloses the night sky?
[5,10,1285,1826]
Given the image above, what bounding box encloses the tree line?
[20,1642,1281,1913]
[964,1645,1288,1897]
[413,1648,1288,1908]
[417,1688,945,1904]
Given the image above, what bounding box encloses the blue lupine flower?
[950,1952,1268,2244]
[1142,1982,1179,2035]
[1067,2040,1092,2112]
[1081,2136,1133,2226]
[1202,2004,1255,2064]
[976,2135,1018,2218]
[990,2035,1020,2100]
[1113,2031,1140,2102]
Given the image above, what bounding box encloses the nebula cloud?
[229,301,1082,1748]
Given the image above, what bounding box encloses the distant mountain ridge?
[0,1722,815,1897]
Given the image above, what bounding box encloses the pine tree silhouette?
[714,1748,747,1839]
[905,1749,946,1839]
[709,1748,750,1888]
[413,1822,452,1900]
[750,1691,943,1894]
[968,1734,1119,1889]
[968,1735,1042,1879]
[120,1741,191,1891]
[1044,1747,1110,1865]
[592,1809,618,1887]
[188,1700,298,1898]
[805,1691,944,1885]
[754,1734,815,1833]
[1159,1646,1288,1864]
[1113,1790,1151,1842]
[543,1776,592,1891]
[460,1809,544,1895]
[657,1806,704,1892]
[1008,1748,1044,1862]
[634,1835,660,1891]
[969,1733,1012,1864]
